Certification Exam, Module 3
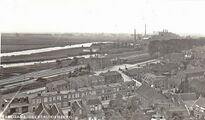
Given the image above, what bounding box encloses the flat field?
[1,33,132,53]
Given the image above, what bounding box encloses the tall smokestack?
[134,29,136,41]
[145,24,147,36]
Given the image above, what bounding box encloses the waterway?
[0,42,110,57]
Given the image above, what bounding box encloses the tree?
[56,59,62,68]
[148,40,161,56]
[108,111,125,120]
[86,63,91,72]
[70,57,78,66]
[109,94,126,113]
[127,96,141,112]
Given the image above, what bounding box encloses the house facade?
[32,81,137,114]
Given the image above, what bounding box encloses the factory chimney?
[144,24,147,36]
[134,29,136,42]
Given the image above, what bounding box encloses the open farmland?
[1,33,133,53]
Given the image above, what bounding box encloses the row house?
[34,103,65,120]
[32,81,137,111]
[46,80,69,92]
[69,97,105,120]
[1,96,30,116]
[142,73,168,90]
[46,75,105,92]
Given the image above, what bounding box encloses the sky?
[0,0,205,36]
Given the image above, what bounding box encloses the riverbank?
[1,33,132,53]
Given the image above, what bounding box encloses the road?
[118,70,142,86]
[0,65,85,86]
[1,58,159,88]
[95,59,159,74]
[95,59,159,86]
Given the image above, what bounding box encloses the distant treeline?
[148,39,205,56]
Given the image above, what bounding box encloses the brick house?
[46,75,105,92]
[32,81,137,112]
[135,83,168,110]
[100,71,123,84]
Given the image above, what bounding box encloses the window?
[53,96,56,101]
[79,109,82,114]
[68,94,71,99]
[32,99,35,104]
[90,107,94,112]
[72,94,75,98]
[44,97,48,103]
[57,96,61,100]
[95,105,98,111]
[82,93,85,97]
[68,102,71,106]
[98,105,102,110]
[49,97,52,102]
[94,117,97,120]
[113,94,116,98]
[37,99,41,104]
[113,88,116,92]
[57,103,61,107]
[63,102,68,107]
[63,95,67,99]
[116,88,119,91]
[68,110,71,116]
[102,96,104,101]
[92,91,96,95]
[75,93,79,98]
[32,107,35,112]
[102,89,105,93]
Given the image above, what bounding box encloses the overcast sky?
[0,0,204,36]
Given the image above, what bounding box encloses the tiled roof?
[34,103,64,116]
[178,93,197,101]
[86,98,101,105]
[50,80,68,86]
[34,103,51,116]
[72,101,82,113]
[136,83,167,102]
[50,104,64,116]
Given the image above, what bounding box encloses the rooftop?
[193,96,205,108]
[100,71,121,77]
[86,98,102,105]
[136,83,167,102]
[47,80,68,86]
[177,93,198,101]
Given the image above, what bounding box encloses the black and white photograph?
[0,0,205,120]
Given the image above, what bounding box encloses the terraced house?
[31,81,136,114]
